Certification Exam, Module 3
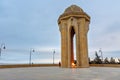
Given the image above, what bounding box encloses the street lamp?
[0,43,6,58]
[29,48,35,65]
[53,50,55,64]
[99,48,103,63]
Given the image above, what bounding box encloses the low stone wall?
[0,64,59,68]
[90,64,120,68]
[0,64,120,69]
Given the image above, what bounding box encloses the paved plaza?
[0,67,120,80]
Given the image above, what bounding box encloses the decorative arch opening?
[70,27,76,67]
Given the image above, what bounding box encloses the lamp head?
[32,49,35,52]
[3,46,6,49]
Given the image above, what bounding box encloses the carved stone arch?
[68,17,78,33]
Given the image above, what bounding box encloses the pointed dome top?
[64,5,84,13]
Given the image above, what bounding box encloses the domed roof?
[58,5,90,23]
[64,5,84,13]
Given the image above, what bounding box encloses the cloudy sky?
[0,0,120,63]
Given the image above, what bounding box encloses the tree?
[93,51,102,64]
[104,57,109,64]
[110,57,116,64]
[89,57,92,64]
[118,59,120,64]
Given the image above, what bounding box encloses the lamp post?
[99,48,103,63]
[29,48,35,65]
[0,43,6,58]
[53,50,55,64]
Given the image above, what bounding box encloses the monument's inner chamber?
[70,27,76,66]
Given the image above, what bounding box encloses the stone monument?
[58,5,90,68]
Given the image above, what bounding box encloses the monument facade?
[58,5,90,68]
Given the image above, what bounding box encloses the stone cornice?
[58,12,90,24]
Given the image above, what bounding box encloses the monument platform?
[0,67,120,80]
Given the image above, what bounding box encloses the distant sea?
[0,51,60,65]
[0,51,119,65]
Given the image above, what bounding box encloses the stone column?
[78,18,89,68]
[60,22,68,68]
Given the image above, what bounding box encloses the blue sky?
[0,0,120,63]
